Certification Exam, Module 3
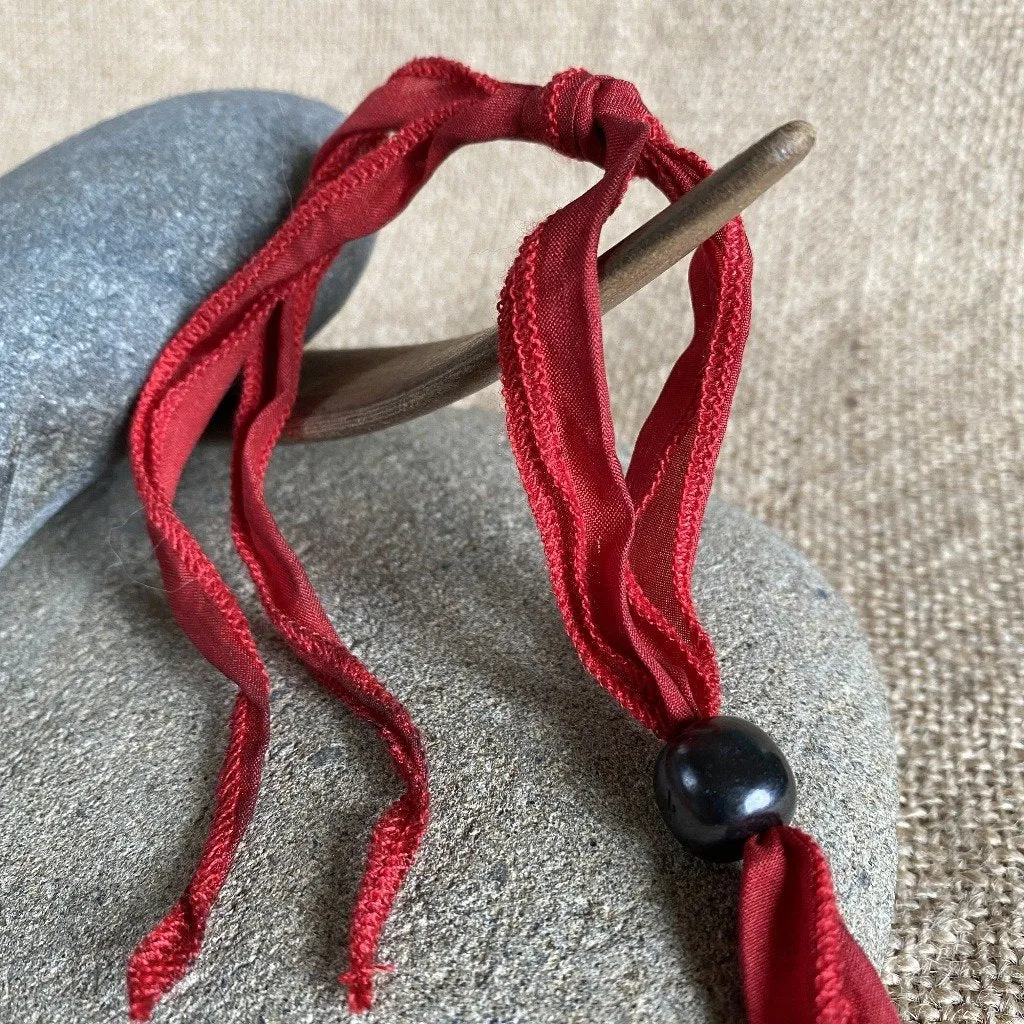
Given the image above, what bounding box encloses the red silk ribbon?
[126,56,900,1023]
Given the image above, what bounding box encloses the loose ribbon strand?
[126,56,900,1023]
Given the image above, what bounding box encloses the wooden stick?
[284,120,815,442]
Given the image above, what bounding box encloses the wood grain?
[283,121,815,443]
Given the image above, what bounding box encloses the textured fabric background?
[1,2,1021,1020]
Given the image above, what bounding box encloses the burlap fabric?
[2,3,1020,1019]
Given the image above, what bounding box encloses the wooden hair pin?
[284,120,815,443]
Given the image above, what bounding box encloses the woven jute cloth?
[2,2,1021,1020]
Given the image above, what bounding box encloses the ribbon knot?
[521,67,635,163]
[123,55,902,1024]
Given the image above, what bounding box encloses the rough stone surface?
[0,409,898,1023]
[0,90,374,570]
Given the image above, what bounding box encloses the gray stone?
[0,409,898,1023]
[0,90,374,570]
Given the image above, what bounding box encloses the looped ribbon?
[126,57,900,1023]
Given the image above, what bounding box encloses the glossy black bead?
[653,715,796,863]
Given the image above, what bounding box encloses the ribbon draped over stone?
[125,56,901,1024]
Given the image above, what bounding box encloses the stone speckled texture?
[0,409,898,1022]
[0,90,373,570]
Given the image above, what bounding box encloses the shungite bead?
[653,715,796,862]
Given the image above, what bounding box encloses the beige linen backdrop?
[3,2,1021,1020]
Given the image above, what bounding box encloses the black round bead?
[653,715,796,863]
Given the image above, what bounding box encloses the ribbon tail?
[739,825,901,1024]
[337,793,425,1011]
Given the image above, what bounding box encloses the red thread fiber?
[126,57,901,1023]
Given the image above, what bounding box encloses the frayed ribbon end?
[126,960,174,1021]
[340,962,395,1013]
[126,993,157,1023]
[125,904,202,1022]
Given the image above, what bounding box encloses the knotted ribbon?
[126,57,900,1023]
